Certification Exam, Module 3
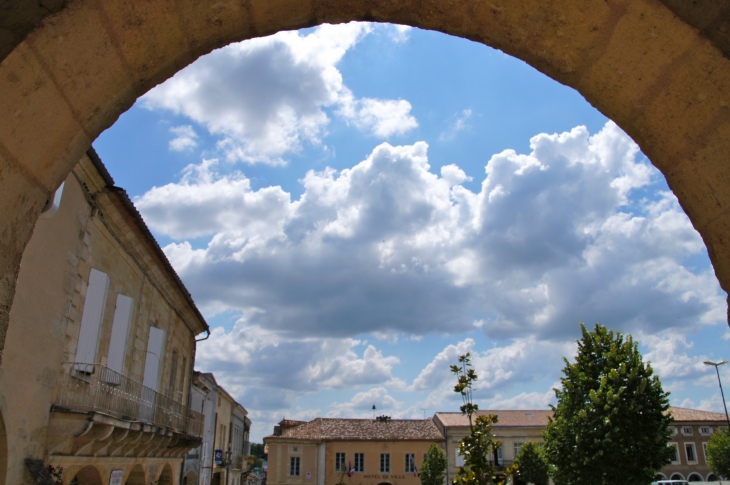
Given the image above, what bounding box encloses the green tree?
[706,429,730,479]
[420,443,448,485]
[513,442,548,485]
[543,323,673,485]
[451,353,502,485]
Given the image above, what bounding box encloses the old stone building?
[434,410,552,484]
[264,418,443,485]
[0,148,209,484]
[659,407,727,482]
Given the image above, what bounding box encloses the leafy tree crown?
[543,323,673,485]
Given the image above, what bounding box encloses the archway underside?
[1,0,730,364]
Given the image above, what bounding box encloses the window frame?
[354,453,364,473]
[380,453,390,473]
[513,442,523,459]
[685,442,698,464]
[668,442,680,464]
[405,453,416,473]
[681,426,694,436]
[290,456,301,477]
[336,452,346,472]
[700,426,713,436]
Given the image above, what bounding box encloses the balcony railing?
[55,362,203,437]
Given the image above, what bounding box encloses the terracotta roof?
[268,418,444,441]
[669,407,728,423]
[435,410,553,428]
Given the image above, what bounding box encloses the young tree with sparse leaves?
[543,323,673,485]
[706,429,730,479]
[513,442,548,485]
[451,353,502,485]
[420,443,448,485]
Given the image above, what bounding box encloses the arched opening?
[69,466,103,485]
[707,473,719,482]
[125,465,145,485]
[671,472,686,481]
[183,470,197,485]
[688,473,704,481]
[157,464,174,485]
[0,0,730,370]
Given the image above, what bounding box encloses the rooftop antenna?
[372,405,376,419]
[421,408,428,419]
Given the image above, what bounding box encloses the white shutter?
[455,448,464,466]
[143,326,165,391]
[107,294,133,374]
[75,268,109,364]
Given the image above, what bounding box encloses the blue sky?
[95,23,729,443]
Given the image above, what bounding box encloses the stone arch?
[125,465,145,485]
[707,473,719,481]
[157,464,175,485]
[655,473,667,480]
[68,465,103,485]
[671,472,686,480]
[1,0,730,357]
[183,470,197,485]
[689,473,704,481]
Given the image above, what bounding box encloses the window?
[168,349,179,397]
[423,453,427,463]
[290,457,300,476]
[107,293,133,374]
[354,453,364,473]
[668,426,678,436]
[668,443,680,464]
[455,448,464,467]
[496,448,503,462]
[700,426,713,435]
[703,442,708,461]
[405,453,416,473]
[336,453,346,472]
[75,268,110,365]
[513,443,523,458]
[380,453,390,473]
[682,426,694,435]
[685,442,697,463]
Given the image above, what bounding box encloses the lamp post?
[704,360,730,430]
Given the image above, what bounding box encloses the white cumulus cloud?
[142,23,418,164]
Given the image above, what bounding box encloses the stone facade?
[0,149,208,484]
[659,407,727,482]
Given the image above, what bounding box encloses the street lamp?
[704,360,730,430]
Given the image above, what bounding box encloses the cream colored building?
[659,407,727,482]
[264,418,444,485]
[0,149,209,485]
[434,410,552,484]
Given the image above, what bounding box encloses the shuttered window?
[107,294,133,374]
[142,326,165,391]
[75,268,109,365]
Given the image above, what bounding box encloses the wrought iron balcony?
[55,362,203,437]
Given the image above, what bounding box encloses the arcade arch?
[68,466,103,485]
[1,0,730,362]
[125,465,145,485]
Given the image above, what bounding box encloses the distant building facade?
[658,407,727,482]
[264,418,444,485]
[434,410,552,484]
[0,149,209,485]
[184,372,251,485]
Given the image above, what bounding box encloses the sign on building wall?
[215,449,223,466]
[109,469,123,485]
